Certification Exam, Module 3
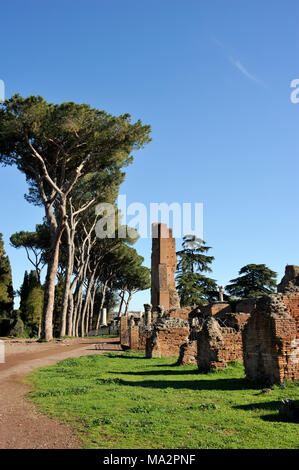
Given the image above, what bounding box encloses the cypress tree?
[19,270,29,315]
[25,286,44,337]
[20,270,43,335]
[0,233,14,318]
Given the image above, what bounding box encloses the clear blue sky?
[0,0,298,310]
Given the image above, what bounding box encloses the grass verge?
[27,351,299,449]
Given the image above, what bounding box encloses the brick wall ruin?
[243,291,299,384]
[177,318,201,365]
[122,231,299,387]
[277,265,299,293]
[120,316,130,348]
[146,318,190,358]
[151,223,180,310]
[196,317,244,371]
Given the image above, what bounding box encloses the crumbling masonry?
[242,267,299,384]
[151,223,180,310]
[120,223,299,385]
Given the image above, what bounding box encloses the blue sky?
[0,0,298,310]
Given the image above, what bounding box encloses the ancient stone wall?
[235,299,257,314]
[177,339,198,365]
[277,265,299,293]
[199,302,232,317]
[197,317,244,371]
[243,293,299,384]
[147,318,190,358]
[166,307,193,320]
[177,317,202,365]
[215,312,251,330]
[129,325,140,350]
[120,316,130,348]
[151,223,180,310]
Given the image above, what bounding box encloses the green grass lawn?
[27,351,299,449]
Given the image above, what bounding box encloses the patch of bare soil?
[0,337,122,449]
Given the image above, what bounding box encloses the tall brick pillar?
[151,223,180,310]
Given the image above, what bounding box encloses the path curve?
[0,337,122,449]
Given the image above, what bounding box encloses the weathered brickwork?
[166,307,193,320]
[120,316,130,348]
[277,265,299,293]
[215,312,251,330]
[129,325,140,350]
[123,235,299,385]
[200,302,232,317]
[177,339,198,365]
[151,223,180,310]
[235,299,257,314]
[197,317,244,371]
[177,317,202,365]
[147,318,190,358]
[243,293,299,384]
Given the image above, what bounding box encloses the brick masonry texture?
[147,318,190,358]
[177,339,198,365]
[243,291,299,384]
[197,317,244,371]
[277,265,299,293]
[120,316,129,348]
[121,260,299,385]
[151,223,180,310]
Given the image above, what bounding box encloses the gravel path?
[0,337,122,449]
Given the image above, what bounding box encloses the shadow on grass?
[151,362,182,368]
[234,401,281,411]
[111,369,199,376]
[233,401,294,423]
[96,376,253,391]
[103,354,149,360]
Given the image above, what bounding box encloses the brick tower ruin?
[151,223,180,310]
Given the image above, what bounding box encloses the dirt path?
[0,337,122,449]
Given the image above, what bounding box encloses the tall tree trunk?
[85,299,91,336]
[89,276,99,331]
[75,284,84,337]
[67,289,74,336]
[69,272,84,336]
[41,229,63,340]
[80,267,98,337]
[59,225,74,337]
[118,288,127,316]
[124,291,132,316]
[95,280,108,330]
[71,283,79,336]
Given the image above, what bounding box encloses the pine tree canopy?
[176,235,217,306]
[225,264,277,299]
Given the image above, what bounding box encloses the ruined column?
[144,303,152,327]
[100,308,107,326]
[157,305,164,319]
